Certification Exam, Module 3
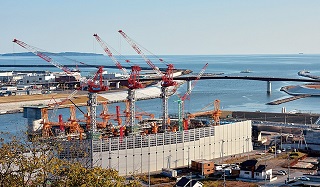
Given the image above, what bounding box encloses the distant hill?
[1,52,103,56]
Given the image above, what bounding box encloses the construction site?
[13,30,253,176]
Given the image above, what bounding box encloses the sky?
[1,0,320,55]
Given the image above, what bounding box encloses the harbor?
[2,1,320,186]
[2,54,320,186]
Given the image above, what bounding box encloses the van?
[1,86,17,91]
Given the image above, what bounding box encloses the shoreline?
[0,81,184,115]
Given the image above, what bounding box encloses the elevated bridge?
[110,75,320,94]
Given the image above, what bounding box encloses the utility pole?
[188,146,190,168]
[245,138,250,160]
[148,140,150,187]
[223,170,226,187]
[287,154,290,183]
[280,129,283,150]
[190,172,192,187]
[221,140,225,163]
[264,143,267,186]
[274,136,277,158]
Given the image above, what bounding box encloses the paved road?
[257,170,304,187]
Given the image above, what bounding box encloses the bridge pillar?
[116,81,120,89]
[267,81,271,94]
[187,80,192,92]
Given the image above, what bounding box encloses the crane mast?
[178,63,208,131]
[87,66,108,134]
[93,34,129,77]
[161,64,177,131]
[126,65,143,133]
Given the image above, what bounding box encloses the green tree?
[0,132,140,187]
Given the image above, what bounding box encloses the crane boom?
[118,30,162,76]
[13,39,74,75]
[93,34,129,76]
[176,63,208,131]
[181,63,208,101]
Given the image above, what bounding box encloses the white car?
[277,170,286,175]
[298,176,310,181]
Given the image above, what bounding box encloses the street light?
[264,143,267,186]
[274,136,277,158]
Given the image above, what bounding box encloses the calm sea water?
[1,54,320,134]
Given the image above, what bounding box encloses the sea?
[1,54,320,135]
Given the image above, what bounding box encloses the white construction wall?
[92,120,252,176]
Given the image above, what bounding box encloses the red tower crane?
[94,33,145,133]
[160,64,177,130]
[177,63,208,131]
[118,30,177,130]
[13,38,107,136]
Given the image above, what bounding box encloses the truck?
[268,146,276,153]
[0,86,17,96]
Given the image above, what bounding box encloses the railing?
[92,126,215,152]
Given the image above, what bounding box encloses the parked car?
[277,170,287,175]
[279,170,287,175]
[298,176,310,181]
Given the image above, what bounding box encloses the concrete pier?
[267,94,311,105]
[267,81,272,94]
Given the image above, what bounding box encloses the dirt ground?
[0,92,108,106]
[0,93,70,103]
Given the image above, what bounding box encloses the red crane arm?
[161,64,176,87]
[93,34,129,76]
[128,65,143,90]
[87,66,108,93]
[181,63,208,101]
[12,39,73,74]
[118,30,162,76]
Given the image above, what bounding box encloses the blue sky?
[1,1,320,55]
